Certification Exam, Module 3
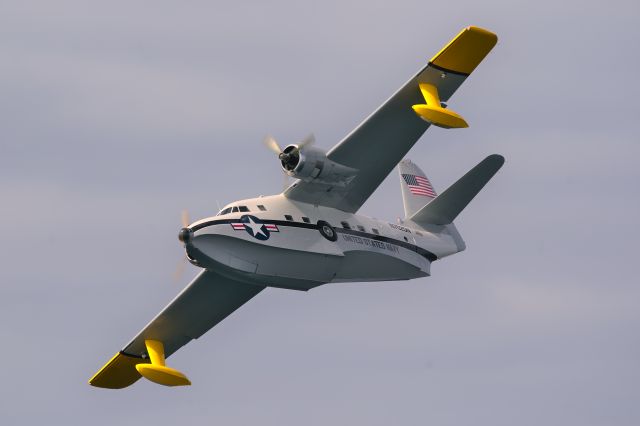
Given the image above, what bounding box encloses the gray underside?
[331,250,429,282]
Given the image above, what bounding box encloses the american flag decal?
[402,174,437,197]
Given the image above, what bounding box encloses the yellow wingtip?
[430,26,498,75]
[89,352,147,389]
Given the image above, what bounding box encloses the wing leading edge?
[89,270,265,388]
[284,26,497,213]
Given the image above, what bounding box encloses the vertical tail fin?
[398,159,438,219]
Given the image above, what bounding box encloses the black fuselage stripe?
[191,219,437,261]
[192,219,315,231]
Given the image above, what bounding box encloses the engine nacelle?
[280,145,357,186]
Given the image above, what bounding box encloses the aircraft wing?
[89,270,265,388]
[284,26,497,213]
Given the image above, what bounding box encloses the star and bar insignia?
[230,215,279,240]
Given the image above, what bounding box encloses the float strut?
[135,340,191,387]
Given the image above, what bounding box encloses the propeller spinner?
[263,133,315,189]
[263,133,315,172]
[175,209,192,283]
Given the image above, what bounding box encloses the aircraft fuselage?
[184,194,465,291]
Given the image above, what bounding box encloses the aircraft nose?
[178,227,193,244]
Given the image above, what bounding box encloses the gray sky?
[1,0,639,424]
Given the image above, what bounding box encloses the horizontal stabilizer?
[410,154,504,225]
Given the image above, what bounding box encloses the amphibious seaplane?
[90,26,503,388]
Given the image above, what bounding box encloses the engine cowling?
[280,145,357,185]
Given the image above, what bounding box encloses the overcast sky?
[1,1,639,425]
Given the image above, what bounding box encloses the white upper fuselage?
[184,194,464,291]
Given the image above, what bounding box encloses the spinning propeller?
[180,209,190,228]
[263,133,315,189]
[263,133,315,163]
[174,209,192,283]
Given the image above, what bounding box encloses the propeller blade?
[298,133,315,149]
[263,135,282,154]
[173,255,187,283]
[181,209,190,228]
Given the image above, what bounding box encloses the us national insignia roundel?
[237,215,279,240]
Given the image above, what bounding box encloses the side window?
[357,225,365,232]
[301,217,310,223]
[372,228,380,235]
[257,205,267,211]
[284,215,293,221]
[340,221,351,229]
[231,206,239,213]
[239,206,249,212]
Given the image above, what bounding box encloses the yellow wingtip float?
[412,26,497,129]
[412,83,469,129]
[135,340,191,387]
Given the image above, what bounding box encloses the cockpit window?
[218,205,249,215]
[257,205,267,211]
